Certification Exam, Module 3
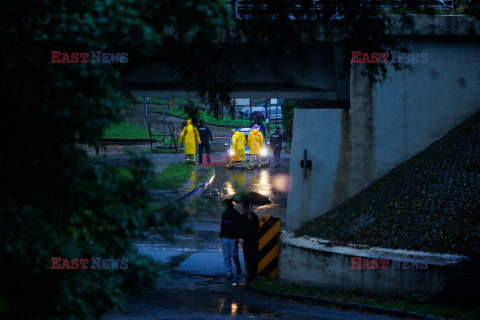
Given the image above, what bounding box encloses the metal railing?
[147,121,178,152]
[227,0,456,19]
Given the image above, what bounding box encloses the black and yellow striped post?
[257,216,281,278]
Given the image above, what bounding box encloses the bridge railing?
[227,0,456,19]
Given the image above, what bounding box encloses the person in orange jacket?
[179,119,201,164]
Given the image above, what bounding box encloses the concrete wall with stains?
[286,37,480,230]
[376,38,480,178]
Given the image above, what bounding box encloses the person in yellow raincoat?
[247,124,264,169]
[179,119,201,164]
[228,129,247,169]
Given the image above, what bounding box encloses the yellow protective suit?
[247,129,264,154]
[179,119,201,155]
[232,131,247,156]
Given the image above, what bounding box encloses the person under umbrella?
[232,191,271,282]
[239,202,259,282]
[219,199,242,279]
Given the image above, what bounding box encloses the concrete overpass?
[123,42,350,102]
[123,14,480,228]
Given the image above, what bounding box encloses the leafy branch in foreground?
[0,0,229,319]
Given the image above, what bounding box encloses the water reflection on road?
[201,158,290,220]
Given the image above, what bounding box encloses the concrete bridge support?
[286,62,380,229]
[347,63,377,198]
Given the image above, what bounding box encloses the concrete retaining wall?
[279,232,466,297]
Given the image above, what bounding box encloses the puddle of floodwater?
[202,169,289,208]
[215,298,281,317]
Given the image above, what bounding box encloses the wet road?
[106,154,399,320]
[105,273,399,320]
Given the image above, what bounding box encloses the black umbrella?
[231,191,271,206]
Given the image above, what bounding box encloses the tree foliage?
[0,0,229,319]
[461,0,480,19]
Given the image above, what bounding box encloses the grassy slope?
[116,163,194,191]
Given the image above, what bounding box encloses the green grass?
[103,122,152,139]
[114,167,135,181]
[103,122,174,142]
[152,164,213,190]
[251,278,480,319]
[76,122,152,139]
[102,122,173,147]
[113,164,194,191]
[152,163,194,190]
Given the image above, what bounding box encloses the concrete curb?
[162,167,215,208]
[247,284,445,320]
